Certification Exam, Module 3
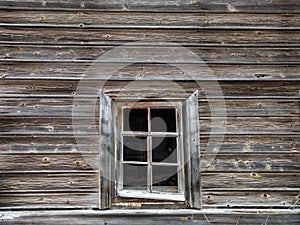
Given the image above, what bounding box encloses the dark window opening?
[152,137,177,163]
[123,108,148,132]
[123,136,147,162]
[151,108,176,132]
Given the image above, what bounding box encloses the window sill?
[118,190,185,201]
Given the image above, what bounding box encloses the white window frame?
[114,101,185,201]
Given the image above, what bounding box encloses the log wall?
[0,0,299,220]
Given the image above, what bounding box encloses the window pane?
[123,136,147,162]
[152,137,177,163]
[152,166,178,193]
[123,164,147,190]
[151,108,176,132]
[123,108,148,132]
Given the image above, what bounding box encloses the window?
[115,102,185,201]
[99,90,200,209]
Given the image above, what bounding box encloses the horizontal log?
[0,11,299,29]
[202,190,299,208]
[0,0,298,13]
[0,192,98,208]
[199,99,300,117]
[0,116,98,134]
[1,98,299,117]
[0,152,298,172]
[0,172,98,192]
[1,45,299,64]
[0,134,98,153]
[0,80,299,98]
[1,209,300,225]
[0,116,299,135]
[1,62,299,80]
[200,134,299,153]
[202,172,299,189]
[201,153,299,172]
[1,27,299,45]
[0,134,298,154]
[200,117,300,134]
[0,97,100,117]
[0,153,98,171]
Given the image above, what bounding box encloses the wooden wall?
[0,0,299,214]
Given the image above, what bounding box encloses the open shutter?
[99,90,115,209]
[183,90,201,209]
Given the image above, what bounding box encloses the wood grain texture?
[2,62,300,80]
[201,153,299,172]
[200,134,299,153]
[199,99,300,117]
[0,134,298,154]
[0,193,98,208]
[0,134,97,153]
[1,116,298,135]
[201,172,299,189]
[1,210,300,225]
[0,0,299,12]
[202,190,299,207]
[1,98,299,117]
[0,172,98,192]
[1,45,299,64]
[200,117,300,134]
[0,153,98,171]
[1,27,299,45]
[1,80,299,98]
[0,0,299,212]
[0,11,299,28]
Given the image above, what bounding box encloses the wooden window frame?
[99,90,201,209]
[114,101,185,202]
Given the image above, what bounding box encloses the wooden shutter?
[99,90,115,209]
[182,90,201,209]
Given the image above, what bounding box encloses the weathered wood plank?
[0,11,299,28]
[1,98,299,117]
[200,117,300,134]
[1,45,299,64]
[0,193,98,208]
[201,153,299,172]
[199,99,300,117]
[1,27,299,45]
[0,116,98,134]
[1,80,299,98]
[202,173,299,189]
[200,134,299,153]
[1,62,300,80]
[1,209,300,225]
[0,134,97,153]
[202,190,300,208]
[0,97,99,117]
[0,0,299,13]
[0,116,299,135]
[0,134,298,154]
[0,172,98,192]
[0,153,98,171]
[0,209,299,225]
[183,90,201,208]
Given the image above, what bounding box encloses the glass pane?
[123,136,147,162]
[152,166,178,193]
[152,137,177,163]
[151,108,176,132]
[123,164,147,190]
[123,108,148,132]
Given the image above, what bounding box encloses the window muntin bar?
[117,102,184,200]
